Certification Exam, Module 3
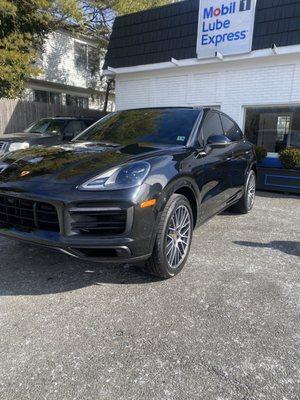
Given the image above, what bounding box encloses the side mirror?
[207,135,231,148]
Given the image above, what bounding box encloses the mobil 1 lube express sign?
[197,0,256,58]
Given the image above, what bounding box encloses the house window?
[34,90,61,105]
[244,106,300,153]
[34,90,48,103]
[74,41,99,73]
[66,94,89,109]
[87,46,99,73]
[74,42,87,69]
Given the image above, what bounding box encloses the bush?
[255,146,267,163]
[279,148,300,169]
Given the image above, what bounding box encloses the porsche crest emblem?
[20,171,30,177]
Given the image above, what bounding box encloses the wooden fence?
[0,99,104,135]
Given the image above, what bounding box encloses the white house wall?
[36,31,103,92]
[115,53,300,128]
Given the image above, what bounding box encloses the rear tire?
[230,169,256,214]
[143,194,193,279]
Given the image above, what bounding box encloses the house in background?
[0,29,114,135]
[26,29,115,112]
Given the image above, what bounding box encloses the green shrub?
[255,146,267,163]
[279,148,300,169]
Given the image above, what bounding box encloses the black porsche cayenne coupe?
[0,108,256,279]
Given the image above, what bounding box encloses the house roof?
[104,0,300,69]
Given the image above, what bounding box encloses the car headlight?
[78,161,151,191]
[9,142,30,152]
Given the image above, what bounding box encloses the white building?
[26,29,114,112]
[104,0,300,153]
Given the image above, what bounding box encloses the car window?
[83,120,96,128]
[64,120,85,135]
[27,119,64,135]
[201,112,223,144]
[76,109,200,146]
[220,115,243,142]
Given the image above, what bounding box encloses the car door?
[219,113,250,197]
[192,111,233,222]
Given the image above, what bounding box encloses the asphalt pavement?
[0,191,299,400]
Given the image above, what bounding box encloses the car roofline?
[114,107,210,112]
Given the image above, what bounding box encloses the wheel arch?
[159,177,200,228]
[174,186,198,228]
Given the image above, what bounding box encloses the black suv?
[0,117,97,155]
[0,108,256,279]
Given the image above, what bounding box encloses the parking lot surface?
[0,192,299,400]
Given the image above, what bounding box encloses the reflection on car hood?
[0,132,53,142]
[0,141,173,186]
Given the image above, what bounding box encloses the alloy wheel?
[247,173,256,210]
[165,205,192,269]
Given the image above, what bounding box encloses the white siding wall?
[27,31,115,111]
[115,53,300,128]
[37,31,103,91]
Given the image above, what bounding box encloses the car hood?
[0,141,175,186]
[0,132,53,142]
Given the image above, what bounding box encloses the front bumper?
[0,184,160,263]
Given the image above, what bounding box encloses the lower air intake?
[70,207,127,236]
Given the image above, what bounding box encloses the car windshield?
[26,119,66,135]
[75,109,200,146]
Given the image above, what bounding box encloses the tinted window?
[27,119,65,135]
[83,119,96,128]
[64,120,85,135]
[76,109,200,146]
[221,115,243,142]
[201,113,223,143]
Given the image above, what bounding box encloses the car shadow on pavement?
[0,242,161,296]
[234,240,300,258]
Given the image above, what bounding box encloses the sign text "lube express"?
[201,1,247,46]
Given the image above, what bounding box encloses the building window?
[74,42,87,69]
[74,41,99,74]
[66,94,89,109]
[34,90,61,105]
[245,106,300,153]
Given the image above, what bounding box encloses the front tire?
[231,169,256,214]
[144,194,193,279]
